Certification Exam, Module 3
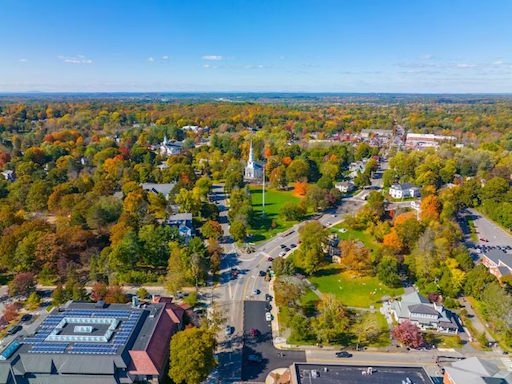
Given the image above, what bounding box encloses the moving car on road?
[253,289,260,295]
[480,238,489,242]
[335,351,353,358]
[267,257,274,261]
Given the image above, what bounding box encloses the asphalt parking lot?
[242,301,306,382]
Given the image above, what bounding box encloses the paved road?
[466,208,512,247]
[213,187,366,382]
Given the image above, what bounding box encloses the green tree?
[312,294,349,343]
[169,327,217,384]
[26,292,41,310]
[138,224,173,267]
[272,257,296,277]
[298,221,328,274]
[52,284,66,306]
[317,175,334,190]
[286,159,309,181]
[136,287,149,299]
[175,188,201,215]
[279,201,303,221]
[377,256,402,288]
[229,220,247,242]
[201,220,223,239]
[26,180,52,211]
[382,169,396,188]
[290,315,314,342]
[305,185,329,211]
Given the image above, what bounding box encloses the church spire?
[248,141,254,164]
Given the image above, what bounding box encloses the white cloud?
[202,55,224,60]
[493,60,504,65]
[58,55,93,64]
[19,59,28,62]
[148,57,155,62]
[455,63,477,68]
[397,62,437,68]
[162,56,170,60]
[418,54,435,60]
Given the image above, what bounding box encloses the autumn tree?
[312,294,349,344]
[338,240,372,276]
[91,282,109,302]
[105,285,127,304]
[169,327,217,384]
[201,220,223,239]
[8,272,36,297]
[270,165,287,189]
[392,320,424,348]
[274,276,305,308]
[3,302,20,322]
[294,181,308,196]
[420,195,441,223]
[383,228,404,253]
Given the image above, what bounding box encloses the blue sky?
[1,0,511,93]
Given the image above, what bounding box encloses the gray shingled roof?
[408,304,440,316]
[484,249,512,268]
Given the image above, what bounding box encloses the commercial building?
[288,363,433,384]
[0,297,184,384]
[443,357,512,383]
[481,249,512,279]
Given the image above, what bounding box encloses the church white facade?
[245,141,263,180]
[159,136,183,157]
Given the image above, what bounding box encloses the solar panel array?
[26,309,143,355]
[29,343,69,354]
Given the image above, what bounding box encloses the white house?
[389,183,421,199]
[388,292,459,333]
[166,213,194,241]
[1,170,15,182]
[244,141,264,180]
[335,181,354,193]
[348,161,366,179]
[159,136,183,156]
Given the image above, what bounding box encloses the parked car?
[7,325,22,336]
[265,293,272,301]
[335,351,353,358]
[250,328,259,337]
[259,270,266,277]
[225,325,232,335]
[267,257,274,262]
[265,312,272,321]
[284,247,290,252]
[253,289,260,295]
[20,314,32,323]
[279,252,286,257]
[248,355,262,363]
[280,244,286,249]
[290,244,297,248]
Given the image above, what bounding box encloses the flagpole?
[262,162,266,217]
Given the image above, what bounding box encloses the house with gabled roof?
[389,292,459,333]
[444,356,512,384]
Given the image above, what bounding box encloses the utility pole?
[262,163,266,217]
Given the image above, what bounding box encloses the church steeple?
[248,141,254,165]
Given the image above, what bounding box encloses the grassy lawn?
[348,311,391,348]
[308,265,403,308]
[330,224,381,253]
[428,334,463,349]
[466,217,478,242]
[249,185,307,242]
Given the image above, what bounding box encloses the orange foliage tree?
[294,181,308,196]
[394,212,417,225]
[420,195,441,223]
[383,228,404,253]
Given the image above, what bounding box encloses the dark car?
[335,351,353,358]
[284,247,290,252]
[290,244,297,248]
[259,270,266,277]
[280,244,286,249]
[20,314,32,322]
[265,293,272,301]
[248,355,262,363]
[250,328,260,337]
[7,325,22,336]
[267,257,274,262]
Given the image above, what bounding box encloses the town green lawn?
[249,185,307,242]
[308,265,403,308]
[330,224,381,253]
[347,311,391,348]
[429,334,463,349]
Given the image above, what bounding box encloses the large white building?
[244,141,263,180]
[389,183,421,199]
[159,136,183,157]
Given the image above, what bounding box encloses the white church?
[244,141,264,180]
[159,136,183,157]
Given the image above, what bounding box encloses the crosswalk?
[500,357,512,371]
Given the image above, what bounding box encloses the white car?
[265,312,272,321]
[279,252,286,257]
